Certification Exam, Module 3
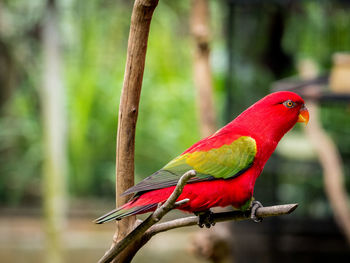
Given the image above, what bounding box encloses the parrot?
[95,91,309,226]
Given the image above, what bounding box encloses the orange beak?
[298,105,309,125]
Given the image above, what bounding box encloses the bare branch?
[146,203,299,237]
[296,59,350,245]
[99,168,298,263]
[305,100,350,244]
[101,202,298,263]
[174,198,190,208]
[191,0,217,138]
[114,0,159,247]
[152,170,196,219]
[99,176,298,263]
[98,170,196,263]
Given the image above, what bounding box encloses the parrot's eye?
[283,100,296,108]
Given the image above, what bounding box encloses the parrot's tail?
[94,202,158,224]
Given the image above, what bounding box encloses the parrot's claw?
[250,200,263,223]
[195,210,216,228]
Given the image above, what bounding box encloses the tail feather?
[94,203,158,224]
[94,207,124,224]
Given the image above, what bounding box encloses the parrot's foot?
[250,200,263,223]
[195,210,216,228]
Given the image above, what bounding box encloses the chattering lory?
[95,91,309,225]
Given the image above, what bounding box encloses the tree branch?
[304,100,350,244]
[128,204,298,262]
[111,1,159,262]
[146,203,298,237]
[98,169,298,263]
[191,0,217,138]
[297,59,350,245]
[98,170,196,263]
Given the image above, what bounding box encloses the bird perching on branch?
[95,91,309,227]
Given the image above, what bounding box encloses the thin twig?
[98,170,196,263]
[152,170,196,218]
[174,198,190,208]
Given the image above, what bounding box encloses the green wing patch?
[122,136,257,196]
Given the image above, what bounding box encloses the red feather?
[123,166,258,212]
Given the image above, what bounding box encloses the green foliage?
[64,0,130,196]
[0,0,201,203]
[59,0,202,197]
[0,87,42,205]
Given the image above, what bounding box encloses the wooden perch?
[98,170,196,263]
[100,1,159,262]
[147,203,298,235]
[113,0,159,254]
[98,170,298,263]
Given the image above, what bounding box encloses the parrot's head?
[259,91,309,125]
[234,91,309,142]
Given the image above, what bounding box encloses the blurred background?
[0,0,350,262]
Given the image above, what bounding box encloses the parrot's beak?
[297,105,309,125]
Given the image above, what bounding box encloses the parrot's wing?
[122,135,257,196]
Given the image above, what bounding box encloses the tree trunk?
[191,0,216,137]
[41,0,67,262]
[190,2,234,263]
[111,0,159,262]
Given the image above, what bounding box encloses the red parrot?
[95,91,309,226]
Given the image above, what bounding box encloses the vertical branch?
[99,171,195,263]
[190,2,234,262]
[305,101,350,245]
[190,0,217,137]
[111,0,158,261]
[41,0,67,262]
[224,0,235,124]
[298,59,350,245]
